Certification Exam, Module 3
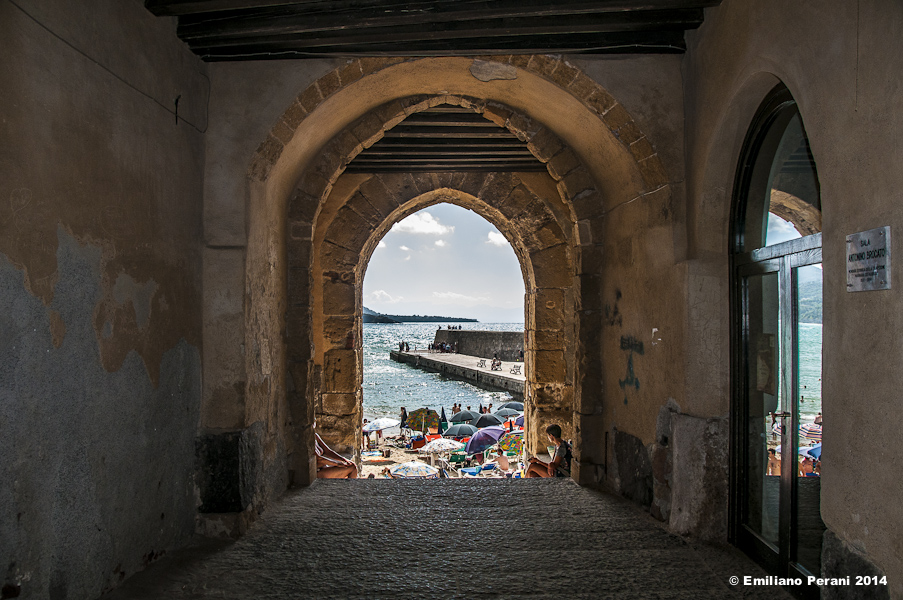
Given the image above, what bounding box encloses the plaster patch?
[470,60,518,82]
[113,274,158,329]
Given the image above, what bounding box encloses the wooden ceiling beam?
[178,7,704,41]
[344,164,548,173]
[193,30,687,59]
[152,0,719,18]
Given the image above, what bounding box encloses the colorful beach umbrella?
[390,461,440,479]
[443,423,478,438]
[497,431,524,453]
[406,408,440,432]
[465,426,506,455]
[499,401,524,411]
[450,410,480,423]
[800,422,822,442]
[420,438,465,454]
[363,417,399,432]
[472,414,503,429]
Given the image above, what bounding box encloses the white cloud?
[377,240,387,249]
[404,255,411,261]
[367,290,403,303]
[399,245,410,251]
[486,231,508,247]
[432,291,489,304]
[391,212,454,235]
[435,240,447,247]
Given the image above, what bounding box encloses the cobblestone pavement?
[104,480,792,600]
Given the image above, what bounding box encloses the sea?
[362,321,823,429]
[362,322,522,431]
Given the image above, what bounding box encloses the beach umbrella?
[497,431,524,453]
[420,438,465,454]
[439,407,448,433]
[443,423,478,438]
[362,418,400,432]
[772,421,784,436]
[390,461,440,479]
[800,423,822,442]
[465,426,506,455]
[499,401,524,411]
[406,408,440,432]
[800,443,822,460]
[494,408,521,418]
[450,410,480,423]
[515,415,524,427]
[473,414,503,429]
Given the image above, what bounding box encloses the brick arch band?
[249,55,669,195]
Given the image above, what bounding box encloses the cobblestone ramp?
[105,480,790,599]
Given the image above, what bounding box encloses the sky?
[363,204,525,323]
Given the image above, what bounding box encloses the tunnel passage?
[236,57,672,495]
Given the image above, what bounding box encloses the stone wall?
[0,2,205,598]
[433,329,525,362]
[684,0,901,590]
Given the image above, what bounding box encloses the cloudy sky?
[363,204,525,323]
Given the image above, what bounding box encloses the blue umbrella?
[515,415,524,427]
[800,443,822,460]
[464,426,505,455]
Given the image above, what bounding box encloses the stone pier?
[390,350,526,398]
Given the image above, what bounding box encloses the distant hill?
[362,306,399,324]
[798,279,822,324]
[362,306,477,323]
[384,314,478,323]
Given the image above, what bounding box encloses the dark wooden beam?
[153,0,719,18]
[178,6,704,42]
[344,164,548,173]
[193,30,687,59]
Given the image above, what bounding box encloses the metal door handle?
[773,412,791,418]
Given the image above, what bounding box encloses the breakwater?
[432,329,524,362]
[390,350,525,398]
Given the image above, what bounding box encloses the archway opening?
[359,203,527,477]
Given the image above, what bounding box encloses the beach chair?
[449,451,467,467]
[477,359,486,368]
[509,365,522,375]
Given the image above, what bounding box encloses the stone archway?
[238,56,670,492]
[283,93,616,486]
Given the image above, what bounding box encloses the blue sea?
[362,322,523,428]
[362,321,823,427]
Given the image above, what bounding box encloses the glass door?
[734,242,823,592]
[730,85,824,595]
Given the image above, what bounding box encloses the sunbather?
[315,428,358,479]
[525,424,571,478]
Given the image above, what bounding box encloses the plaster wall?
[0,1,204,597]
[685,0,903,589]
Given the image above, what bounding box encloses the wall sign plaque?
[847,226,891,292]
